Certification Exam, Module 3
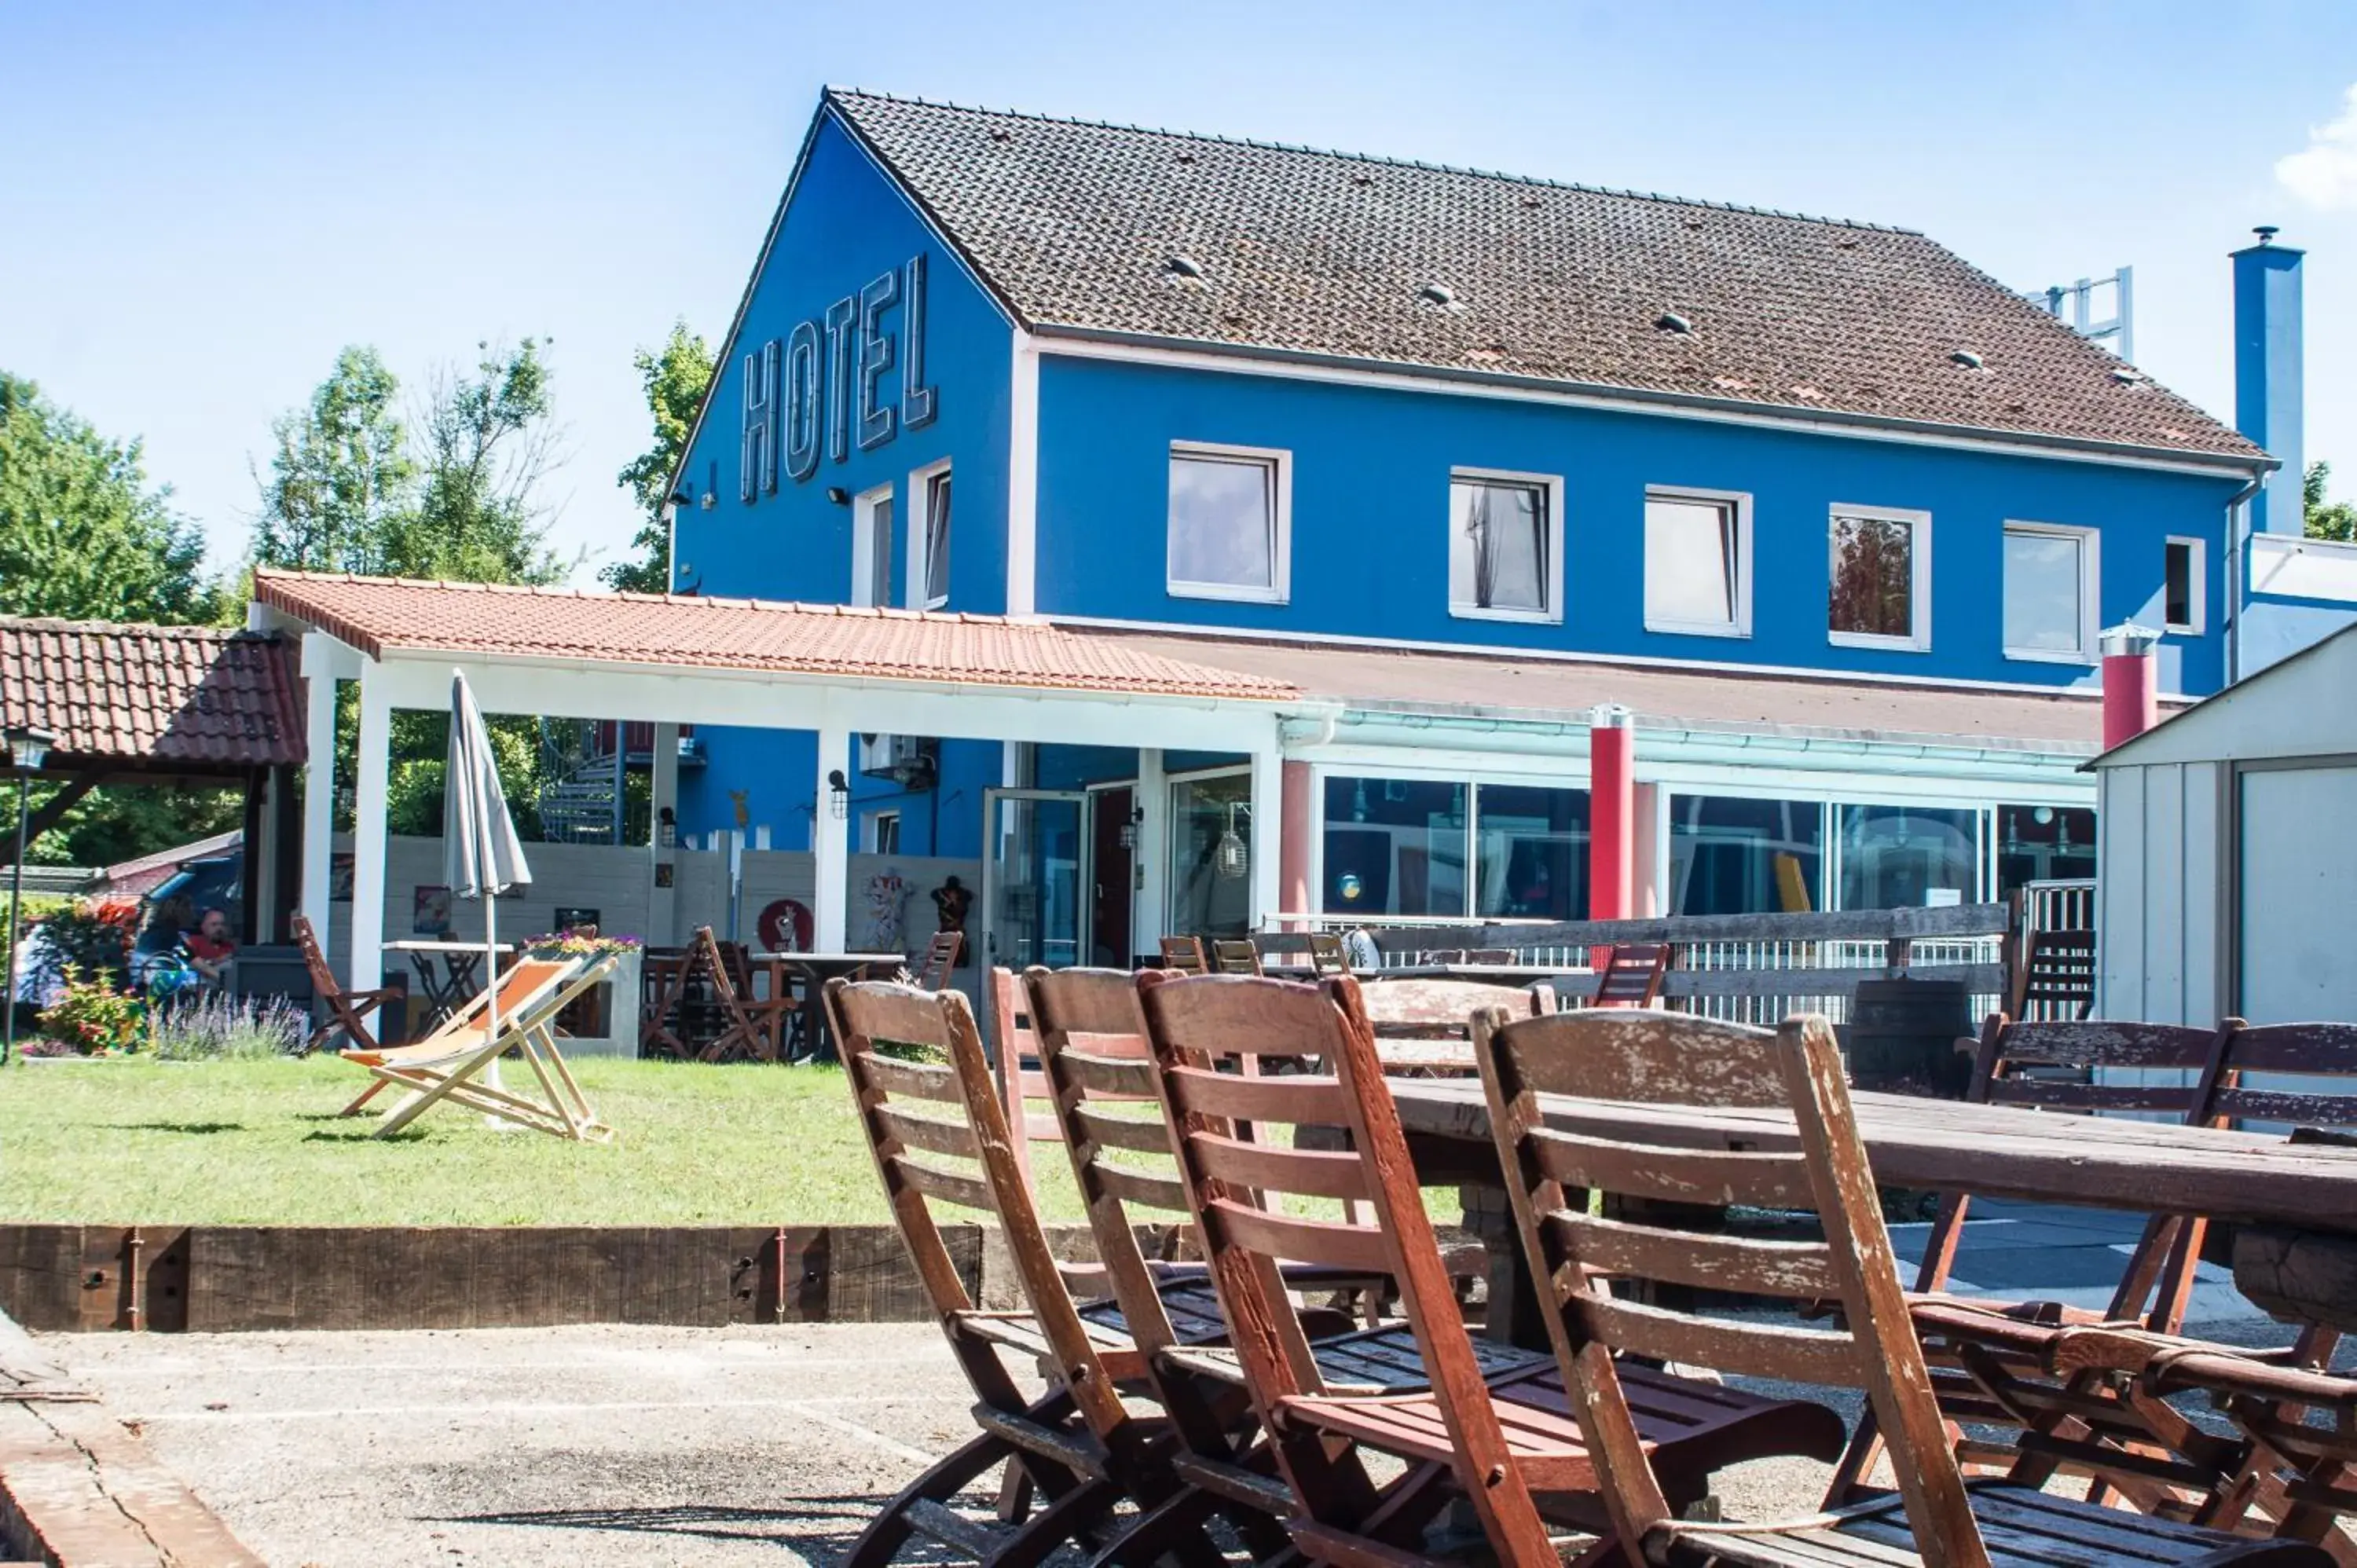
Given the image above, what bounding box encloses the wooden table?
[1389,1080,2357,1337]
[1266,962,1582,986]
[382,940,515,1029]
[753,951,904,1061]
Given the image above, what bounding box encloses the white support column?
[298,657,339,951]
[346,669,391,995]
[1135,749,1168,954]
[813,727,850,952]
[648,723,680,945]
[1248,743,1284,935]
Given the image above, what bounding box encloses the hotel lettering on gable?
[654,88,2301,965]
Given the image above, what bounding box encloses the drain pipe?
[2223,470,2264,685]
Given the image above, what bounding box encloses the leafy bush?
[31,897,141,991]
[36,965,143,1054]
[146,991,308,1061]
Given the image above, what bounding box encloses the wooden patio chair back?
[2012,929,2098,1021]
[291,911,397,1055]
[1305,932,1350,975]
[1591,940,1672,1008]
[916,929,963,993]
[691,925,786,1061]
[1136,971,1563,1561]
[824,976,1191,1563]
[1024,965,1211,1357]
[2200,1021,2357,1130]
[1354,976,1556,1076]
[1157,936,1207,974]
[1208,938,1263,976]
[1470,1005,1989,1567]
[984,965,1069,1206]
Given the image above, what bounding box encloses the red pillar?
[1278,760,1312,929]
[1588,705,1635,921]
[2099,624,2161,750]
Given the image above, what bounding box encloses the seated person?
[182,907,238,985]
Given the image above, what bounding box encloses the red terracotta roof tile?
[0,618,305,771]
[251,571,1299,702]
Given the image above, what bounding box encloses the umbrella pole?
[483,888,511,1129]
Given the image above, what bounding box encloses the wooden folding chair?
[1592,940,1672,1008]
[823,977,1219,1568]
[985,965,1070,1205]
[1469,1004,2319,1567]
[1829,1014,2242,1501]
[1354,976,1555,1076]
[1306,932,1350,976]
[337,952,616,1141]
[1137,973,1847,1565]
[292,913,401,1056]
[916,929,964,993]
[1208,939,1263,976]
[1157,936,1207,975]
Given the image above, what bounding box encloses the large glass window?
[1169,772,1253,939]
[1448,474,1556,617]
[1473,784,1586,919]
[1829,507,1929,649]
[1670,796,1824,914]
[1169,447,1284,599]
[1836,804,1978,910]
[1996,804,2096,895]
[1321,776,1467,918]
[1645,491,1747,635]
[2003,522,2095,660]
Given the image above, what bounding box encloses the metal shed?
[2092,620,2357,1024]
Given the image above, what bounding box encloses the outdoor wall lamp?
[825,486,851,505]
[1117,804,1144,851]
[4,724,58,1066]
[827,768,850,819]
[657,805,677,848]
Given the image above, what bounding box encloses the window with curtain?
[922,469,951,609]
[1321,776,1466,917]
[1472,783,1586,919]
[1449,477,1551,616]
[1669,795,1823,915]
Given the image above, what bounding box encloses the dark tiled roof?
[252,572,1300,702]
[0,618,306,771]
[829,90,2260,463]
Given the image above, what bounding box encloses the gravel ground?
[41,1307,2336,1567]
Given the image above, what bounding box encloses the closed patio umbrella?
[444,672,531,1097]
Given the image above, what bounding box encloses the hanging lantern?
[1215,802,1249,881]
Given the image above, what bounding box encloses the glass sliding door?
[1321,775,1468,918]
[981,789,1087,970]
[1670,795,1824,914]
[1472,783,1586,919]
[1835,804,1978,910]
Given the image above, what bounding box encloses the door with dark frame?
[1090,786,1134,968]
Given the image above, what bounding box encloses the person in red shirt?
[183,907,238,984]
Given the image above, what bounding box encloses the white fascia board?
[1036,334,2266,482]
[364,650,1282,753]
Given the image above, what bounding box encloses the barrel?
[1846,978,1971,1097]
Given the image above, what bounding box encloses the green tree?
[604,321,715,592]
[0,372,218,622]
[2307,461,2357,544]
[386,339,566,584]
[251,346,414,574]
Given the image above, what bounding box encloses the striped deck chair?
[336,951,618,1141]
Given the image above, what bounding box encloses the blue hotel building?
[656,89,2298,968]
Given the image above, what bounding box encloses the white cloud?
[2278,85,2357,211]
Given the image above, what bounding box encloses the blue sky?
[7,1,2357,583]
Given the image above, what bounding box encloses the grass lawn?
[0,1056,1098,1228]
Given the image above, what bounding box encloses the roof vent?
[2110,365,2145,385]
[1418,281,1457,308]
[1165,254,1204,279]
[1351,171,1374,187]
[1950,349,1985,370]
[988,126,1012,144]
[1174,149,1197,165]
[1655,311,1692,334]
[1520,193,1544,209]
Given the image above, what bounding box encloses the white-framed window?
[1827,504,1931,651]
[2001,520,2099,662]
[1168,443,1289,603]
[850,484,895,608]
[907,460,951,610]
[1447,469,1563,621]
[2164,536,2205,635]
[866,810,901,855]
[1644,487,1751,636]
